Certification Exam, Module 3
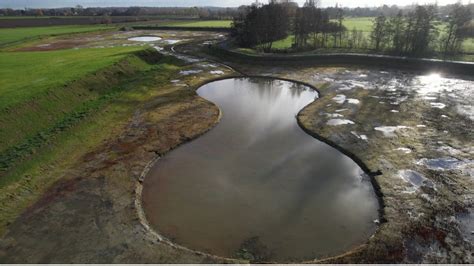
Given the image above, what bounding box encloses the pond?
[142,78,380,262]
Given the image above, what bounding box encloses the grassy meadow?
[0,47,143,110]
[159,20,232,28]
[0,46,154,182]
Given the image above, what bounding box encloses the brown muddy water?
[142,78,379,262]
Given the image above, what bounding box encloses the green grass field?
[0,46,143,110]
[0,46,154,173]
[463,38,474,52]
[0,16,114,19]
[339,17,374,32]
[0,25,114,46]
[160,20,232,28]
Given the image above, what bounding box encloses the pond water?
[128,36,162,42]
[142,78,379,262]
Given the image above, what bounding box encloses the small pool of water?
[142,78,379,262]
[128,36,162,42]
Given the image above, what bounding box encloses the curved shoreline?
[208,44,474,76]
[135,75,386,263]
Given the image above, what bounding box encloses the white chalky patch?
[347,98,360,104]
[179,70,202,75]
[327,119,355,126]
[210,70,224,75]
[395,147,412,154]
[326,113,344,118]
[430,102,446,109]
[201,64,218,68]
[351,131,368,141]
[374,126,409,137]
[332,94,346,104]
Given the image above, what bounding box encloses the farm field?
[159,20,232,28]
[0,24,114,46]
[0,16,177,28]
[339,16,374,31]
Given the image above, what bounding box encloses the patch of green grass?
[160,20,232,28]
[463,38,474,53]
[0,47,151,175]
[0,46,142,110]
[270,17,374,50]
[0,54,183,234]
[271,35,295,50]
[340,17,374,32]
[0,25,114,46]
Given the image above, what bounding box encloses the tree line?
[370,4,472,56]
[231,0,473,57]
[231,0,357,52]
[0,6,239,19]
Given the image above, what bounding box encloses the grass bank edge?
[0,49,185,235]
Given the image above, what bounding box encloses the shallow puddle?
[142,78,379,262]
[128,36,162,42]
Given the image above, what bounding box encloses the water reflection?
[142,78,379,262]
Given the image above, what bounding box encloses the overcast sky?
[1,0,470,9]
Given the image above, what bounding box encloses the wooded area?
[231,0,473,57]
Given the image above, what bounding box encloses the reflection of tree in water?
[253,78,284,103]
[245,77,312,102]
[288,82,309,98]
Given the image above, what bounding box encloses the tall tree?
[231,1,289,52]
[441,3,472,56]
[371,15,388,51]
[405,5,438,55]
[335,6,345,47]
[388,11,406,54]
